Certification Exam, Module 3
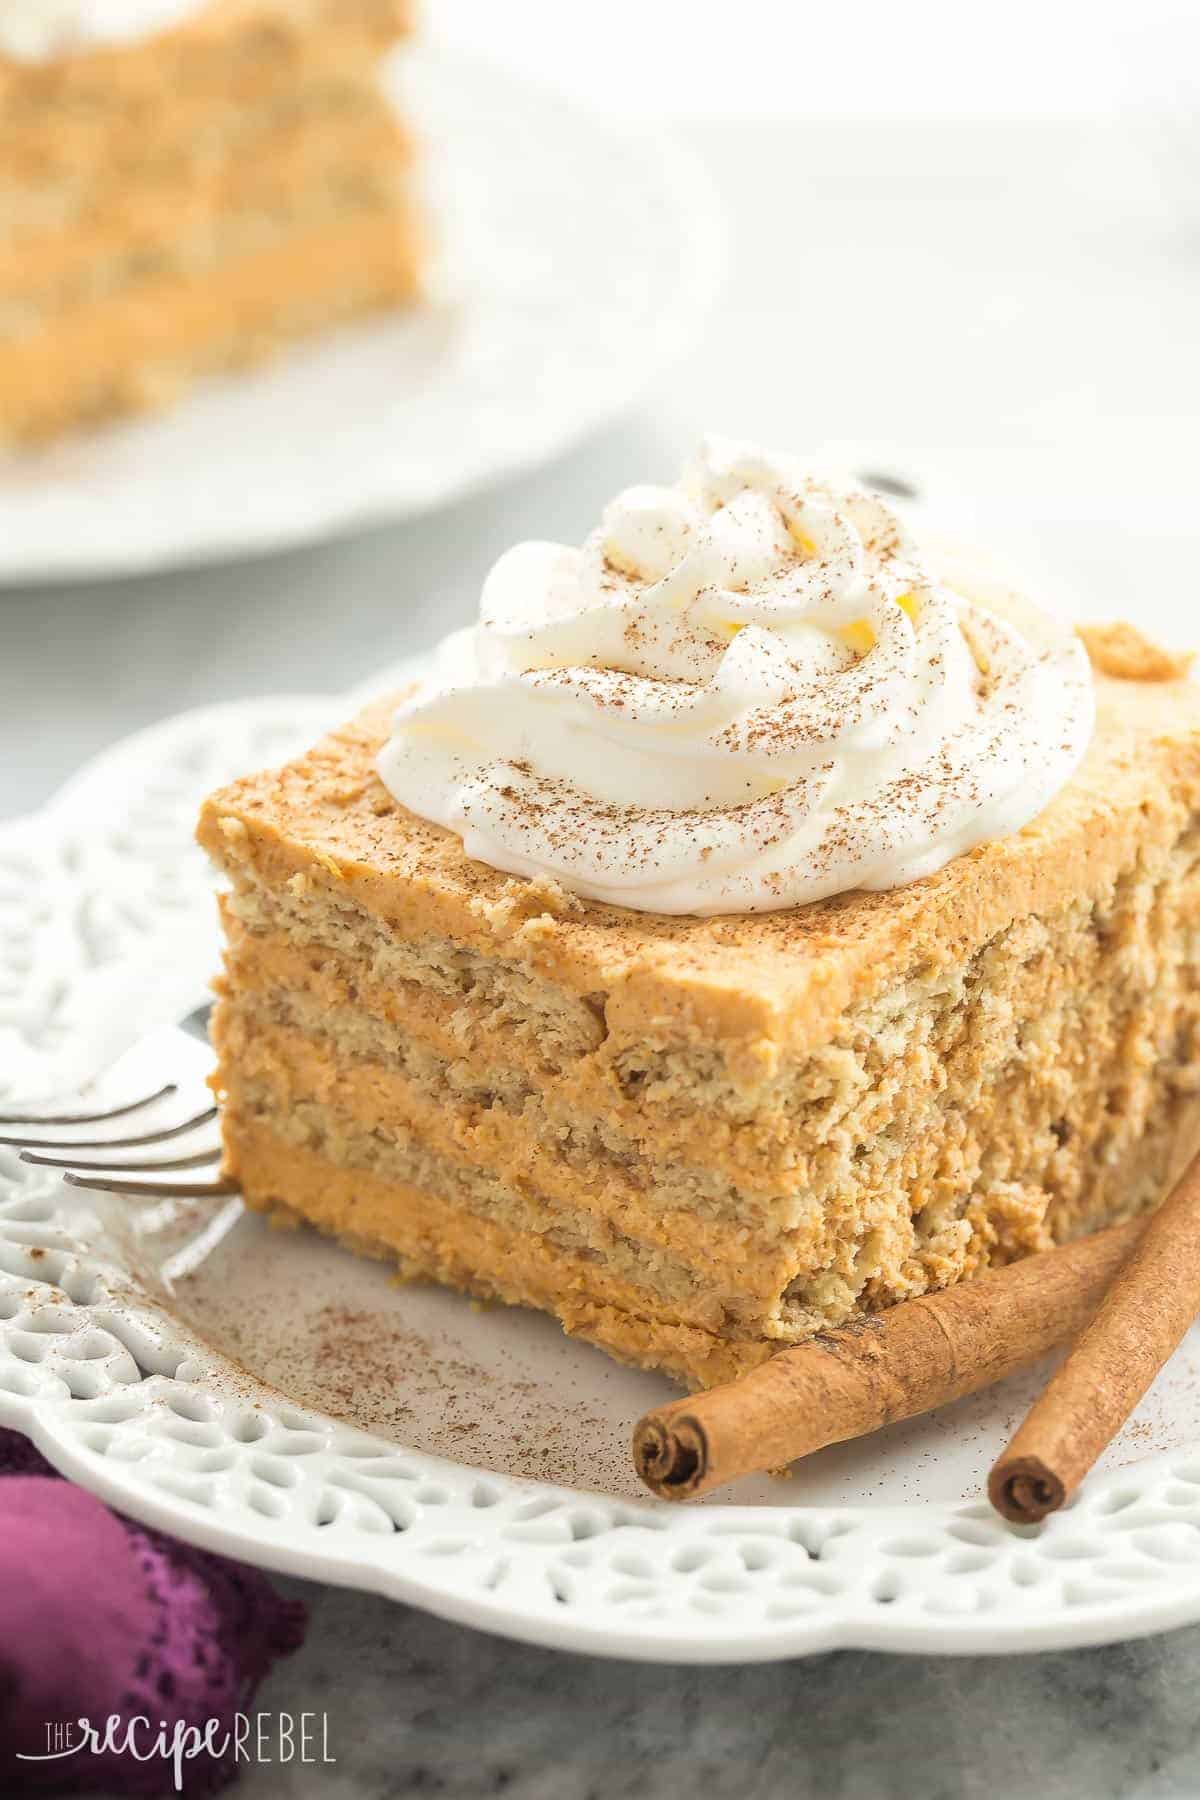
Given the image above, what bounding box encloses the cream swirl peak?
[377,438,1095,916]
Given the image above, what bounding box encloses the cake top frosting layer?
[0,0,204,60]
[377,437,1096,917]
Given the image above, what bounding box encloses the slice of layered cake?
[0,0,420,443]
[198,440,1200,1388]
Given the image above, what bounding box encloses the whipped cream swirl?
[0,1,203,60]
[378,438,1095,916]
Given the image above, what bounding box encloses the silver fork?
[0,1003,235,1198]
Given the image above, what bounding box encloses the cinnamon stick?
[633,1219,1144,1501]
[989,1151,1200,1525]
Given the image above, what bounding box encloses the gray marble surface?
[8,117,1200,1798]
[177,1573,1200,1799]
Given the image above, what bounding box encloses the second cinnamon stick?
[634,1219,1144,1501]
[990,1151,1200,1524]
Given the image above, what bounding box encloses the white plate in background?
[0,48,721,583]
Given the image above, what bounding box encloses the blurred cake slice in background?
[0,0,421,445]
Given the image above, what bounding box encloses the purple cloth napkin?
[0,1429,306,1796]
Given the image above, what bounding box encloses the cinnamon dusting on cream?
[377,437,1095,915]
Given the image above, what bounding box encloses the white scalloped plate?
[7,674,1200,1662]
[0,48,720,583]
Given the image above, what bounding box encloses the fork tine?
[64,1172,238,1198]
[0,1104,218,1152]
[0,1083,177,1128]
[20,1146,221,1173]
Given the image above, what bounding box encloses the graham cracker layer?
[2,202,420,442]
[227,1121,780,1390]
[1,97,412,332]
